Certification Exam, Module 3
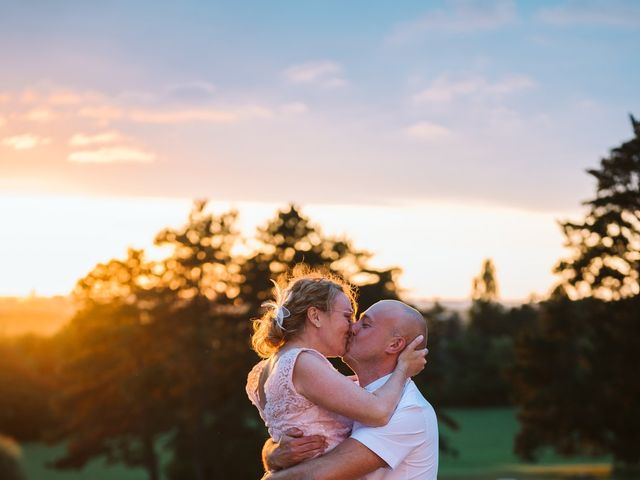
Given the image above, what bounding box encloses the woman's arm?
[262,428,327,472]
[293,335,426,427]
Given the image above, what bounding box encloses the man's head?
[344,300,427,374]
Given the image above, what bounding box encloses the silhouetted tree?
[0,336,58,443]
[240,204,400,318]
[52,250,171,480]
[418,302,463,405]
[0,436,25,480]
[556,115,640,299]
[511,296,640,473]
[472,258,499,302]
[417,303,461,454]
[46,201,410,479]
[513,117,640,474]
[149,201,265,480]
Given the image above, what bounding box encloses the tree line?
[0,115,638,478]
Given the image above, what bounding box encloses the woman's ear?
[307,306,321,328]
[385,336,406,354]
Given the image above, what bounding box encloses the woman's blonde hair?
[251,266,356,358]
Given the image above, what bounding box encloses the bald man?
[263,300,439,480]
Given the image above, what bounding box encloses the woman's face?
[318,291,355,357]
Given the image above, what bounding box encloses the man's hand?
[263,428,328,471]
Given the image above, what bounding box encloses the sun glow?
[0,193,576,300]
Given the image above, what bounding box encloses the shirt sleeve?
[350,405,426,469]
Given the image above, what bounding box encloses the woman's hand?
[396,335,428,377]
[264,427,327,471]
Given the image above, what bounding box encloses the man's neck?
[353,361,396,388]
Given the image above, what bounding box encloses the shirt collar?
[363,373,393,392]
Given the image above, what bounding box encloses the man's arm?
[262,428,328,471]
[264,438,387,480]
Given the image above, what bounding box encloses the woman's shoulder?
[269,347,329,382]
[279,347,328,368]
[246,359,268,391]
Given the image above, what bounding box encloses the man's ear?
[385,336,406,354]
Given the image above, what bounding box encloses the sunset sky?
[1,0,639,300]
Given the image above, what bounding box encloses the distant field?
[439,408,611,479]
[0,296,74,336]
[19,408,612,480]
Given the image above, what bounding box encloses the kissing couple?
[246,269,439,479]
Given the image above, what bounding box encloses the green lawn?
[18,408,612,480]
[439,408,611,479]
[20,444,148,480]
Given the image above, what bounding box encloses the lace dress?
[246,347,353,452]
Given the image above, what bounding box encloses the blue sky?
[2,0,638,207]
[0,0,639,298]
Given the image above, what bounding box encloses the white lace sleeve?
[246,360,267,421]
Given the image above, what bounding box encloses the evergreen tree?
[511,296,640,472]
[556,115,640,299]
[512,116,640,473]
[472,258,499,302]
[469,258,508,337]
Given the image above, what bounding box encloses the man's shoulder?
[398,381,435,413]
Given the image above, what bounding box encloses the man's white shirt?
[350,375,439,479]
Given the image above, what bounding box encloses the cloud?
[1,134,51,150]
[284,61,346,87]
[0,115,5,127]
[67,147,155,164]
[78,105,124,123]
[165,82,217,103]
[69,131,124,147]
[389,0,515,43]
[406,121,452,140]
[24,109,55,122]
[128,108,240,124]
[0,88,103,107]
[48,90,104,106]
[280,102,309,115]
[414,74,535,103]
[77,104,272,125]
[1,86,277,131]
[537,0,640,27]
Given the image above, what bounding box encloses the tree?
[469,259,508,337]
[472,258,499,302]
[48,201,409,479]
[512,116,640,473]
[52,250,172,480]
[240,204,401,316]
[556,115,640,300]
[0,335,58,443]
[151,201,269,480]
[463,259,519,405]
[511,296,640,473]
[0,436,26,480]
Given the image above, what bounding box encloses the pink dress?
[246,347,353,452]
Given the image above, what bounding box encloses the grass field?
[18,408,613,480]
[439,408,611,479]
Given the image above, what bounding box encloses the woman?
[246,270,426,457]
